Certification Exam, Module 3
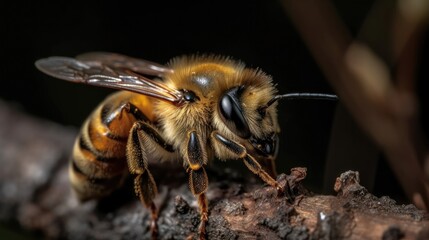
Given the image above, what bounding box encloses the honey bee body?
[36,53,286,239]
[71,56,280,201]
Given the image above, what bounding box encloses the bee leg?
[185,131,209,240]
[263,157,278,178]
[133,171,159,239]
[127,121,175,239]
[211,131,291,199]
[242,154,288,195]
[191,171,209,240]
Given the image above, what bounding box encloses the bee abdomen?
[69,92,151,200]
[69,156,127,200]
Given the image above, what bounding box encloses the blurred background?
[1,0,428,231]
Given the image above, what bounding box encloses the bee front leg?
[262,157,278,179]
[185,131,209,240]
[211,131,291,199]
[127,121,175,240]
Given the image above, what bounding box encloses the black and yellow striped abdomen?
[69,91,156,200]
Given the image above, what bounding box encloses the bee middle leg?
[185,131,209,240]
[127,121,175,239]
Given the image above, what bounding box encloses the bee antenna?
[261,93,338,113]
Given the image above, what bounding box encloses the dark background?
[1,0,428,205]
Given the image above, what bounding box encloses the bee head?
[216,72,280,158]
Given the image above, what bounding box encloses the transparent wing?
[35,56,183,105]
[76,52,173,77]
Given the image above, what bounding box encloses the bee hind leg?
[127,121,176,239]
[133,171,159,238]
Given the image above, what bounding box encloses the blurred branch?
[281,0,429,209]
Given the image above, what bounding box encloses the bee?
[35,52,336,239]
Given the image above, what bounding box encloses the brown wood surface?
[0,99,428,240]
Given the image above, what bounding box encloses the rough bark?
[0,100,428,240]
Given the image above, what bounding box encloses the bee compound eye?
[219,87,251,139]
